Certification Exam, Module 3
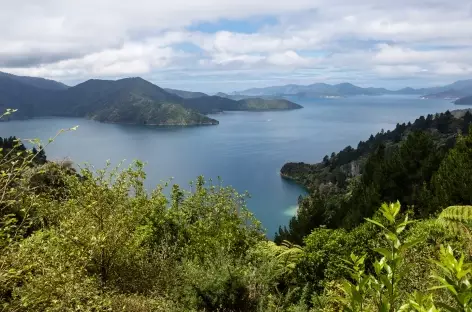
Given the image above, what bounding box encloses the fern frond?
[437,206,472,254]
[439,206,472,223]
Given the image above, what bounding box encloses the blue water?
[0,95,467,236]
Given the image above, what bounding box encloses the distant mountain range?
[230,79,472,103]
[0,72,302,126]
[2,71,471,127]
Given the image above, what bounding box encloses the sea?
[0,95,468,236]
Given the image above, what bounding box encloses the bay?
[0,95,467,236]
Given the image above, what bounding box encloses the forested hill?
[278,109,472,243]
[182,96,302,114]
[164,88,208,99]
[456,95,472,105]
[0,73,302,126]
[0,71,69,90]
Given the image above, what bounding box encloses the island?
[0,72,302,126]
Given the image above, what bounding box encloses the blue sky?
[1,1,471,93]
[188,16,278,34]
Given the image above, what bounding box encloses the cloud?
[434,63,472,76]
[0,0,471,91]
[373,44,472,65]
[267,51,313,66]
[374,65,428,76]
[2,42,182,79]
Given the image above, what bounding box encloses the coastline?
[279,171,310,192]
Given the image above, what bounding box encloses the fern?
[276,240,304,271]
[438,206,472,236]
[255,240,303,275]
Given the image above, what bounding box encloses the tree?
[432,125,472,208]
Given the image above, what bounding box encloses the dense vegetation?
[2,107,472,311]
[164,88,209,99]
[182,96,302,114]
[0,72,301,126]
[278,109,472,243]
[237,98,301,110]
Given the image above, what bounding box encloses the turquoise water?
[0,95,466,236]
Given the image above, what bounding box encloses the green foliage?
[431,245,472,311]
[336,202,420,311]
[251,240,304,276]
[366,202,421,311]
[337,253,371,311]
[331,203,472,312]
[278,110,471,243]
[2,107,472,311]
[438,206,472,241]
[0,131,269,311]
[399,292,439,312]
[0,124,77,249]
[432,127,472,208]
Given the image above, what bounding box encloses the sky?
[1,0,472,93]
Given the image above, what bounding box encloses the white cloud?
[434,63,472,76]
[373,44,472,65]
[266,51,312,66]
[374,65,427,76]
[2,42,181,79]
[1,0,471,91]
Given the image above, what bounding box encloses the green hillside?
[278,109,472,243]
[0,76,217,126]
[0,71,69,90]
[91,95,218,125]
[164,88,208,99]
[238,98,302,110]
[3,110,472,311]
[0,73,302,126]
[182,96,302,114]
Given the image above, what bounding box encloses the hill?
[455,95,472,105]
[0,76,217,125]
[0,71,68,90]
[181,96,302,114]
[232,79,472,99]
[233,82,392,97]
[237,98,302,110]
[0,76,56,119]
[232,82,393,98]
[214,92,282,101]
[0,73,302,126]
[421,80,472,100]
[421,89,469,100]
[277,109,472,242]
[164,88,208,99]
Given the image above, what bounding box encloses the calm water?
[0,95,467,236]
